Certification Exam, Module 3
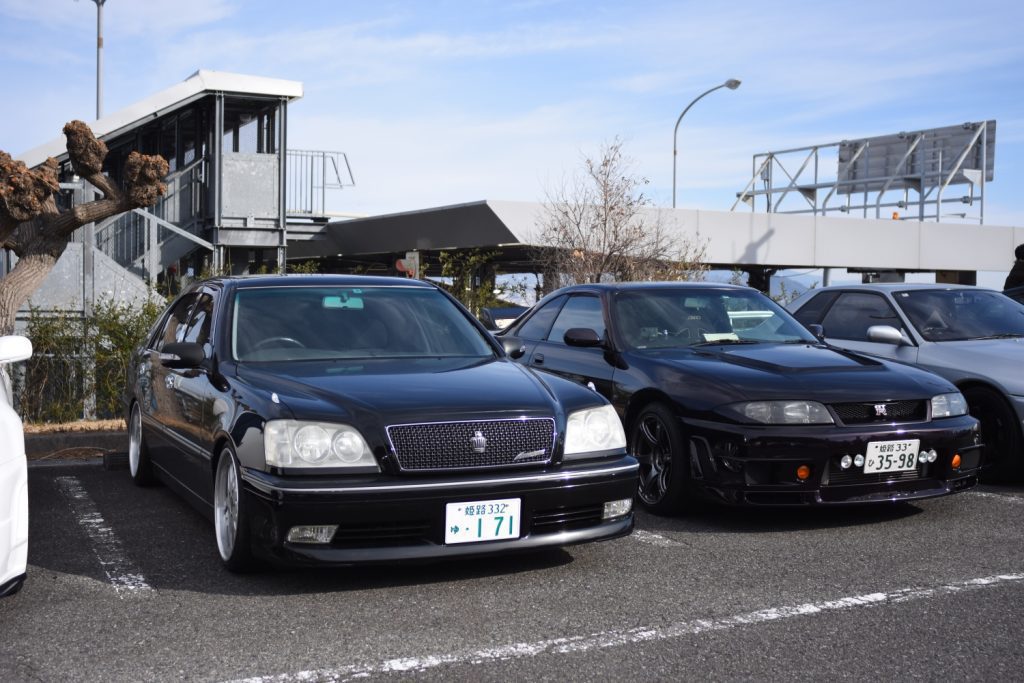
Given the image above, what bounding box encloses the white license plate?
[445,498,521,545]
[864,439,921,474]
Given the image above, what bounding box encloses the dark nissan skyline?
[498,282,984,511]
[124,275,637,570]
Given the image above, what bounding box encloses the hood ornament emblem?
[470,430,487,453]
[874,404,888,417]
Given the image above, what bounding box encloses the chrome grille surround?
[386,417,556,472]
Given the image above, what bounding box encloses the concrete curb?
[24,430,126,458]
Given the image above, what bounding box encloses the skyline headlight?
[931,392,968,419]
[564,405,627,457]
[731,400,834,425]
[265,420,379,470]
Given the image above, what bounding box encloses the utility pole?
[92,0,106,119]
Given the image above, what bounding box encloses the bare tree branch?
[534,138,708,292]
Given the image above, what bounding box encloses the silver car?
[788,284,1024,480]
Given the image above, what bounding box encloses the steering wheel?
[252,336,306,350]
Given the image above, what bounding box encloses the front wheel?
[630,403,692,514]
[128,403,156,486]
[214,446,255,572]
[963,387,1023,482]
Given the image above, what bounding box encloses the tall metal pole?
[93,0,106,119]
[672,78,741,208]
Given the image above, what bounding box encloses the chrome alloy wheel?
[214,452,240,561]
[128,405,142,478]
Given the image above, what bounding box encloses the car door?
[807,291,920,364]
[526,293,616,401]
[141,293,199,475]
[168,290,220,500]
[502,295,567,362]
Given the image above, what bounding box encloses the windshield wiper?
[691,339,761,347]
[968,333,1024,340]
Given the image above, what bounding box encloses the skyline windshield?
[612,288,817,350]
[232,286,495,361]
[897,289,1024,341]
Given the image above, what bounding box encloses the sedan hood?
[235,357,562,425]
[636,342,953,406]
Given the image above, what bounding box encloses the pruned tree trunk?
[0,121,167,336]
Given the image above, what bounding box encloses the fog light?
[603,498,633,520]
[840,455,852,470]
[952,453,962,469]
[927,449,938,463]
[796,465,811,481]
[287,525,338,544]
[854,454,865,468]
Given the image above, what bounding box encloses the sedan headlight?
[264,420,379,470]
[931,392,968,419]
[728,400,834,425]
[564,405,627,458]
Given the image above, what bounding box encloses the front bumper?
[683,414,983,506]
[239,456,638,565]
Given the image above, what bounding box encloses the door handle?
[533,353,545,365]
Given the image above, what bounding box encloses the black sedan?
[499,282,983,512]
[125,275,637,570]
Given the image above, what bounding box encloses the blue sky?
[2,0,1023,286]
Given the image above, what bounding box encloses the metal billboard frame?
[732,121,995,223]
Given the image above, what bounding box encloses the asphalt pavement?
[1,460,1022,682]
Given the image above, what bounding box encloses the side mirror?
[160,342,205,368]
[806,323,825,342]
[564,327,603,348]
[501,338,526,360]
[867,325,907,346]
[0,336,32,364]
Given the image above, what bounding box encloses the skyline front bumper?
[682,414,983,506]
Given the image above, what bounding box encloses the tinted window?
[792,291,839,327]
[821,292,903,341]
[183,294,214,356]
[154,294,198,351]
[232,286,496,361]
[897,289,1024,341]
[516,296,566,340]
[547,295,604,343]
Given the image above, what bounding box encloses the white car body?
[0,336,32,597]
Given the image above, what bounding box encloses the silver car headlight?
[564,405,627,458]
[728,400,834,425]
[931,392,968,419]
[264,420,379,470]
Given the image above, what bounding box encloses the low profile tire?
[964,387,1024,482]
[128,403,156,486]
[630,403,692,514]
[214,446,255,572]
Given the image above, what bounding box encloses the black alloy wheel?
[964,386,1023,482]
[630,403,691,514]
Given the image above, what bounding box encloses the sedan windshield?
[612,288,817,350]
[232,286,496,361]
[896,289,1024,342]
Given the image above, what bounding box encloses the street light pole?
[672,78,741,208]
[92,0,106,119]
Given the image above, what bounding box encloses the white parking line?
[632,529,689,548]
[226,572,1024,683]
[971,491,1024,505]
[54,476,152,597]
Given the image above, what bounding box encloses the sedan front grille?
[830,400,927,425]
[387,418,555,471]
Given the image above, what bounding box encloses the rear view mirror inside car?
[323,294,364,310]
